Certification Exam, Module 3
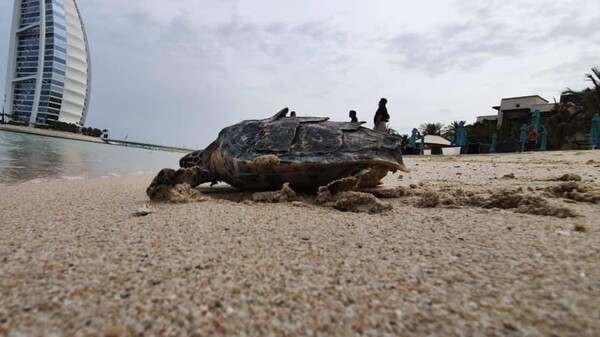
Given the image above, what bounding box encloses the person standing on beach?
[527,125,539,151]
[373,98,389,132]
[349,110,358,122]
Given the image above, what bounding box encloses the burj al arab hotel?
[2,0,91,126]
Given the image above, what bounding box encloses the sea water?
[0,131,187,184]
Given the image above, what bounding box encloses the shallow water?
[0,131,186,184]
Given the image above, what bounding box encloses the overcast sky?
[1,0,599,148]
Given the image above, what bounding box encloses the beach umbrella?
[461,128,468,150]
[540,128,548,151]
[409,128,418,148]
[420,135,425,155]
[519,124,528,152]
[490,133,497,153]
[590,113,600,150]
[454,121,468,154]
[455,121,467,146]
[532,109,541,133]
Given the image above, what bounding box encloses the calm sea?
[0,131,187,184]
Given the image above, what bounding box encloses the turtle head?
[146,166,213,200]
[146,166,214,202]
[179,149,204,168]
[176,149,216,185]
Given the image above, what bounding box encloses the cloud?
[75,3,356,147]
[545,15,600,43]
[384,0,600,76]
[386,20,523,74]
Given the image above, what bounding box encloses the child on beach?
[527,125,539,151]
[349,110,358,122]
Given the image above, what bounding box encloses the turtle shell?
[181,108,405,191]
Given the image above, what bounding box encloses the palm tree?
[387,128,408,145]
[387,127,400,136]
[466,120,498,144]
[442,121,461,140]
[545,67,600,149]
[585,67,600,91]
[584,67,600,113]
[546,97,593,149]
[419,122,444,135]
[399,134,409,148]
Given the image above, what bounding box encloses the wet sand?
[0,151,599,336]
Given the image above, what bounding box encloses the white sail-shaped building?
[3,0,91,126]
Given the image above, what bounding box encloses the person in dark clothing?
[373,98,389,132]
[349,110,358,122]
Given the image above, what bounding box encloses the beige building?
[477,95,556,129]
[493,95,555,127]
[476,115,498,123]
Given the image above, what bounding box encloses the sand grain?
[0,151,599,336]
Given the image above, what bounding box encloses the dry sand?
[0,151,599,336]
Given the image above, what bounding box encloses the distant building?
[477,95,556,129]
[476,115,498,123]
[493,95,555,128]
[2,0,91,127]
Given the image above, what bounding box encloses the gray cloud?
[545,15,600,42]
[385,1,600,76]
[386,20,523,74]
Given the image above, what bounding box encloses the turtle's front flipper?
[146,167,211,202]
[315,169,394,213]
[315,178,392,214]
[355,166,391,188]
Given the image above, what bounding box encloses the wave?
[26,178,47,184]
[61,175,85,181]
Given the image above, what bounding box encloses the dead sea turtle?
[147,108,407,201]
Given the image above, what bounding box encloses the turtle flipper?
[315,175,392,213]
[146,167,211,201]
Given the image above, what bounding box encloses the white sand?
[0,151,599,336]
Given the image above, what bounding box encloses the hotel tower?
[2,0,91,126]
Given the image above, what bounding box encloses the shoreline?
[0,151,598,336]
[0,170,158,186]
[0,123,105,144]
[0,124,194,153]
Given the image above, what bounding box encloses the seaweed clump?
[470,190,577,218]
[546,182,600,204]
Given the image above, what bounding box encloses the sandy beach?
[0,151,599,336]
